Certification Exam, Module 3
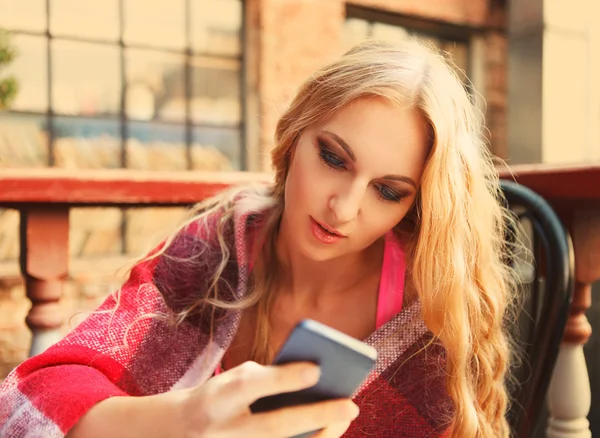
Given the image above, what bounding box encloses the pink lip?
[310,217,347,244]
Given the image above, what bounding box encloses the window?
[0,0,244,260]
[0,0,244,171]
[343,6,473,84]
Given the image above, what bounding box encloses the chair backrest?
[500,180,574,437]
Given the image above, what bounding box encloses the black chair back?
[500,180,574,437]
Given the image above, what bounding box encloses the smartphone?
[250,319,378,438]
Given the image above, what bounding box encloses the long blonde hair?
[148,39,516,437]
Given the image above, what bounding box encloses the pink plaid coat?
[0,204,452,437]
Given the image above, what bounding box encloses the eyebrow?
[323,130,356,162]
[322,130,418,190]
[380,174,417,189]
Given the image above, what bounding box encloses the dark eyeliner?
[317,139,346,170]
[375,184,406,203]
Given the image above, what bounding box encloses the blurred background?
[0,0,599,435]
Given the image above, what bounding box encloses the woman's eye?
[318,143,346,170]
[376,184,404,203]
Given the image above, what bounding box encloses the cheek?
[359,200,412,241]
[289,147,333,195]
[285,148,325,208]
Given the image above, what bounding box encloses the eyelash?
[374,184,406,203]
[318,140,346,170]
[317,140,406,204]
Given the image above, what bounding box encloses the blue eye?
[318,142,346,170]
[375,184,404,203]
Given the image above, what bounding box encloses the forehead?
[320,97,430,178]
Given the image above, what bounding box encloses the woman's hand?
[177,361,359,438]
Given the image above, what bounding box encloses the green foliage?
[0,29,19,110]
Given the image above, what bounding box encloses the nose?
[328,181,366,224]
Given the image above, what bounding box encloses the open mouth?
[311,217,346,238]
[316,222,341,237]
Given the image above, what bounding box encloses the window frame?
[0,0,247,170]
[344,4,487,105]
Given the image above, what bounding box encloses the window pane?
[441,40,469,78]
[0,0,45,32]
[344,18,472,83]
[190,0,242,56]
[192,126,239,171]
[0,113,49,167]
[190,56,241,125]
[125,207,187,256]
[125,49,185,122]
[124,0,185,50]
[52,40,121,116]
[411,31,442,50]
[70,207,123,256]
[126,121,187,170]
[51,0,119,41]
[53,117,122,169]
[371,22,409,43]
[342,18,371,52]
[0,207,19,261]
[2,34,48,112]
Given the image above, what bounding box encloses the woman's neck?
[274,220,384,310]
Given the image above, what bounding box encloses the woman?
[0,39,515,437]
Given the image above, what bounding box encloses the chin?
[298,239,344,262]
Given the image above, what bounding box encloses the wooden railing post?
[19,207,70,357]
[546,210,600,438]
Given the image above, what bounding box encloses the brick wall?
[485,31,508,158]
[343,0,489,24]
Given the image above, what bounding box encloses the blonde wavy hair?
[144,39,517,437]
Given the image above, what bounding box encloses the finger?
[239,399,359,438]
[311,421,353,438]
[207,361,321,416]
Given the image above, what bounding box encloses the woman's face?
[282,96,430,262]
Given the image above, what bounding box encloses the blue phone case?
[250,319,377,438]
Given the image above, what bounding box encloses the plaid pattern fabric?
[0,206,452,437]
